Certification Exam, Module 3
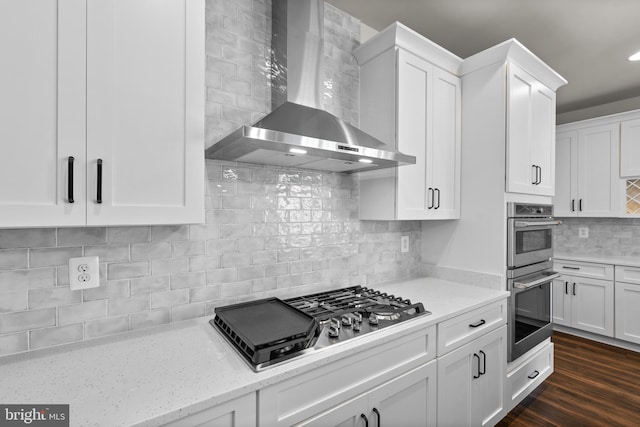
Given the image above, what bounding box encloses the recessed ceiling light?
[358,158,373,164]
[628,51,640,61]
[289,148,307,155]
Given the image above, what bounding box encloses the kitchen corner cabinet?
[163,393,256,427]
[506,63,556,196]
[553,125,619,217]
[437,325,507,427]
[0,0,204,228]
[355,23,461,220]
[552,260,614,337]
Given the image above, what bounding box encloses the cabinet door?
[552,276,572,327]
[529,83,556,195]
[438,326,506,427]
[620,118,640,177]
[162,393,256,427]
[429,68,461,219]
[86,0,204,225]
[615,282,640,345]
[0,0,86,227]
[554,131,578,216]
[470,326,507,427]
[396,49,433,220]
[576,124,620,217]
[570,277,614,337]
[369,361,437,427]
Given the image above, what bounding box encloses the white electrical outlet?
[578,227,589,238]
[69,256,100,290]
[401,236,409,253]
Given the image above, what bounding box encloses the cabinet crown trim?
[460,38,567,91]
[354,22,462,75]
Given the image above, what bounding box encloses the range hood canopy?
[205,0,416,173]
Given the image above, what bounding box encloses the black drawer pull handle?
[373,408,380,426]
[562,266,580,270]
[97,159,103,204]
[528,370,540,379]
[68,156,75,204]
[360,413,369,427]
[473,353,481,379]
[469,319,486,328]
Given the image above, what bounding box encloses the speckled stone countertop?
[554,254,640,268]
[0,277,508,426]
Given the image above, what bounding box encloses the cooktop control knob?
[328,325,340,338]
[353,322,361,332]
[341,315,353,327]
[330,318,341,330]
[354,313,363,323]
[368,314,379,326]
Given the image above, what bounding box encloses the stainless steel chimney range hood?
[205,0,416,173]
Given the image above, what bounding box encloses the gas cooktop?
[211,285,430,371]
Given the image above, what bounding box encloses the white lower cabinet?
[615,266,640,345]
[437,325,507,427]
[298,361,437,427]
[552,275,614,337]
[163,393,256,427]
[506,341,553,412]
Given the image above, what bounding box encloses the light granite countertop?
[554,254,640,268]
[0,277,508,426]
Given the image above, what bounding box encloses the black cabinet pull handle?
[427,188,434,209]
[537,166,542,184]
[565,281,568,294]
[435,188,441,209]
[579,199,583,211]
[372,408,380,426]
[96,159,103,204]
[571,199,575,212]
[479,350,486,375]
[469,319,486,328]
[360,413,369,427]
[562,266,580,270]
[528,370,540,379]
[473,353,481,379]
[532,165,537,185]
[68,156,75,204]
[573,282,576,296]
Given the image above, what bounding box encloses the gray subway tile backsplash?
[0,1,423,357]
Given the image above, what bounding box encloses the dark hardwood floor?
[498,332,640,426]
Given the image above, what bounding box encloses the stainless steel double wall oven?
[507,203,561,361]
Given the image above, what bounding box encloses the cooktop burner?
[212,286,430,371]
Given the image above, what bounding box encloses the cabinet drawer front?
[437,300,507,356]
[615,265,640,285]
[259,325,436,427]
[507,341,553,411]
[553,260,613,280]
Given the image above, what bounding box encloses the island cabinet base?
[505,339,554,413]
[162,393,256,427]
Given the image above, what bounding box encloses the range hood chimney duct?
[205,0,416,173]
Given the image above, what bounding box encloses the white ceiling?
[327,0,640,115]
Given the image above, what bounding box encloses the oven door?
[507,219,558,268]
[508,270,559,361]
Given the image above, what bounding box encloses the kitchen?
[1,0,639,425]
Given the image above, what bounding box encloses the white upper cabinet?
[620,118,640,177]
[0,0,86,227]
[506,63,557,196]
[355,23,461,220]
[553,124,620,217]
[0,0,204,228]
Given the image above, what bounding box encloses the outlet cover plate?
[69,256,100,290]
[578,227,589,238]
[401,236,409,253]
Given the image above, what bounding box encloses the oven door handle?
[513,220,562,227]
[513,272,561,289]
